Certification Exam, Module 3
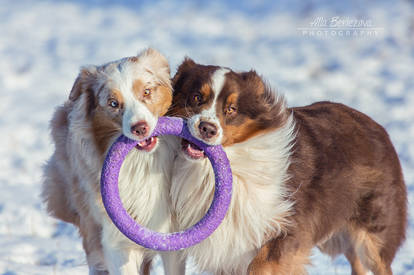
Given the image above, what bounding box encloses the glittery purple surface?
[100,116,233,251]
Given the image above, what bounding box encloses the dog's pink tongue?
[185,143,205,159]
[135,137,157,152]
[138,138,152,147]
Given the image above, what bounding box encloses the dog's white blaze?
[188,68,229,145]
[122,93,157,141]
[210,68,229,114]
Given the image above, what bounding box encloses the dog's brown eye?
[144,88,151,97]
[225,105,236,115]
[193,93,201,103]
[108,99,119,108]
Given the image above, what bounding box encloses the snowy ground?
[0,0,413,274]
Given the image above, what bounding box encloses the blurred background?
[0,0,413,274]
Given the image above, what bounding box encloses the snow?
[0,0,413,274]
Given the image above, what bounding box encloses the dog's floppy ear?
[69,66,98,101]
[138,48,171,89]
[240,70,288,129]
[69,66,99,115]
[172,57,196,90]
[240,70,265,92]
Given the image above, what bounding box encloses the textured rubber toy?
[100,116,233,251]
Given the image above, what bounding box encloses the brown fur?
[132,79,145,99]
[92,108,121,156]
[248,102,407,275]
[170,59,407,274]
[169,58,219,118]
[132,79,172,116]
[147,85,172,116]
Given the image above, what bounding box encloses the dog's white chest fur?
[117,141,174,232]
[69,120,176,240]
[170,118,295,274]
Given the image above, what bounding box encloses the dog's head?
[69,48,172,154]
[168,58,288,160]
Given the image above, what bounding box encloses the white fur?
[70,104,176,274]
[171,110,296,274]
[44,50,183,274]
[187,68,229,145]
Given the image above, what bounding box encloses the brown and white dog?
[168,58,407,275]
[42,49,184,275]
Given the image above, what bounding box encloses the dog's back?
[43,103,79,226]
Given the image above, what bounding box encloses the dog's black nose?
[199,121,218,139]
[131,121,149,138]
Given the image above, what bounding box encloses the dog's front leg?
[102,243,144,275]
[247,236,311,275]
[101,223,145,275]
[160,251,186,275]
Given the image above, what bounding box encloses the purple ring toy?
[100,116,233,251]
